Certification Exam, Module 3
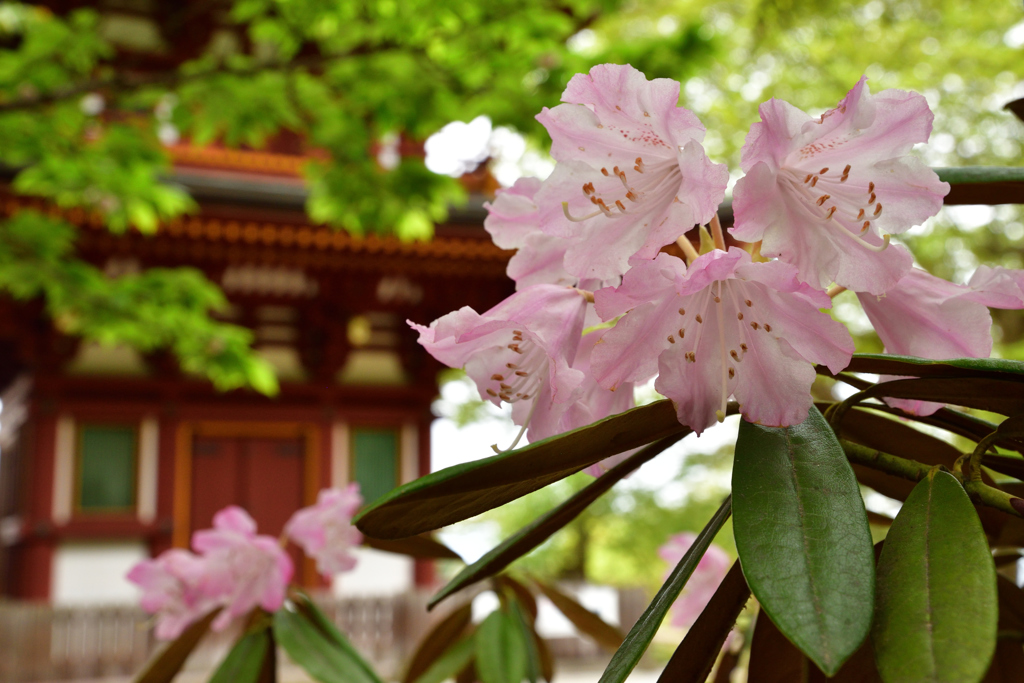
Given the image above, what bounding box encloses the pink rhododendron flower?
[659,533,731,630]
[859,266,1024,415]
[127,549,219,640]
[285,484,364,578]
[506,326,639,474]
[484,177,585,290]
[592,248,854,433]
[732,76,948,295]
[410,284,589,448]
[534,64,728,282]
[192,506,294,632]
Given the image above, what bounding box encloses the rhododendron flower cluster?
[285,483,364,577]
[659,533,731,631]
[411,62,1024,464]
[127,486,363,639]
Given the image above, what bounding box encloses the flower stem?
[827,285,847,299]
[840,439,1024,518]
[676,234,700,265]
[709,213,726,251]
[575,287,595,303]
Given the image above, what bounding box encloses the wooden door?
[191,436,304,539]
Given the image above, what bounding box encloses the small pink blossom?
[534,64,728,282]
[127,549,219,640]
[512,327,638,474]
[484,177,578,290]
[192,506,294,632]
[859,266,1024,415]
[410,285,589,447]
[659,533,731,630]
[592,249,854,433]
[285,485,364,578]
[732,77,948,294]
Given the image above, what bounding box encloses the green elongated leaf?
[656,560,750,683]
[430,435,684,608]
[598,496,732,683]
[403,605,473,683]
[208,626,271,683]
[845,354,1024,380]
[273,607,382,683]
[290,591,382,682]
[411,637,476,683]
[132,609,220,683]
[356,400,691,539]
[733,405,875,675]
[873,470,998,683]
[857,377,1024,415]
[475,609,529,683]
[533,580,624,652]
[507,599,541,683]
[363,534,462,560]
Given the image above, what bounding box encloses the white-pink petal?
[733,77,948,294]
[538,64,705,166]
[591,248,853,434]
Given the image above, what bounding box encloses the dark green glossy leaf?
[273,607,383,683]
[858,377,1024,415]
[845,354,1024,380]
[132,609,219,683]
[208,626,271,683]
[475,609,529,683]
[403,604,473,683]
[355,400,689,539]
[873,470,998,683]
[598,496,732,683]
[411,637,476,683]
[656,560,749,683]
[733,405,874,675]
[534,579,624,652]
[429,435,683,609]
[363,533,462,560]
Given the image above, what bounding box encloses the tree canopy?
[0,0,1021,388]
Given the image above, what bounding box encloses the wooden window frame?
[73,421,139,517]
[348,424,402,504]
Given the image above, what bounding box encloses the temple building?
[0,142,512,603]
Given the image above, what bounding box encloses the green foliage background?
[0,0,1022,583]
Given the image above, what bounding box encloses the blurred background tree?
[1,0,1022,583]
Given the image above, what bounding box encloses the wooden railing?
[0,594,427,682]
[0,588,647,682]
